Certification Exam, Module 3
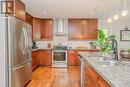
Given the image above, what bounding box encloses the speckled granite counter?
[79,52,130,87]
[32,48,52,52]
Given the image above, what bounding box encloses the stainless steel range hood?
[55,19,67,36]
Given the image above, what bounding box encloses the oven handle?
[53,50,67,52]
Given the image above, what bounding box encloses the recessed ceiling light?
[113,15,119,20]
[121,10,128,16]
[90,12,94,14]
[107,18,112,23]
[43,11,47,15]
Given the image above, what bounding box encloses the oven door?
[53,50,67,62]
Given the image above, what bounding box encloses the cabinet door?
[68,19,84,40]
[68,50,79,66]
[83,20,90,39]
[41,19,53,40]
[68,19,98,40]
[33,17,41,40]
[15,0,25,21]
[26,12,33,25]
[89,19,98,40]
[44,51,52,66]
[32,51,38,70]
[37,50,45,66]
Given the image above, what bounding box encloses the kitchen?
[0,0,130,87]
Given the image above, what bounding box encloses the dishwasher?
[78,54,86,87]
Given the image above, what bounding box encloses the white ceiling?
[22,0,130,19]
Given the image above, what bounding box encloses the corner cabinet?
[68,19,98,40]
[33,18,53,40]
[32,50,52,71]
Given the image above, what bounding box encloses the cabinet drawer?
[68,50,76,55]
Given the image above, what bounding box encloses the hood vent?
[55,19,67,36]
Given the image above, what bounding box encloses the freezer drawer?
[9,62,32,87]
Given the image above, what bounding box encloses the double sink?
[86,56,130,67]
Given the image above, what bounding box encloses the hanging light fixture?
[107,0,113,23]
[113,0,119,20]
[122,0,128,16]
[113,14,119,20]
[107,18,112,23]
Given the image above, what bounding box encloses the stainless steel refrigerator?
[7,17,32,87]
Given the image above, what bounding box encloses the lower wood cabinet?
[68,49,99,66]
[32,51,39,71]
[84,63,111,87]
[68,50,79,66]
[38,50,52,66]
[32,50,52,70]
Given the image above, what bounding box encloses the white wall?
[110,16,130,58]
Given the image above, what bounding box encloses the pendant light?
[107,0,112,23]
[121,0,128,16]
[113,0,119,20]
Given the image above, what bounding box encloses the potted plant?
[92,30,116,55]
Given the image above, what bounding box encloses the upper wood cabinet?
[15,0,26,21]
[41,19,53,40]
[33,18,53,40]
[33,17,41,40]
[68,19,98,40]
[26,12,33,25]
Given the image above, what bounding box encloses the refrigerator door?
[8,17,31,67]
[9,61,32,87]
[24,23,32,60]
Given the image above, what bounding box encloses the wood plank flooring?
[26,66,80,87]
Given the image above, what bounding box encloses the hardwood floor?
[26,66,80,87]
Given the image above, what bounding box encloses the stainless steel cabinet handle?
[12,65,24,70]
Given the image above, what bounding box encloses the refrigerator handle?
[25,27,28,49]
[21,28,26,55]
[12,65,24,70]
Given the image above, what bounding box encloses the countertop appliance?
[52,44,68,67]
[7,17,32,87]
[78,54,85,87]
[32,40,38,49]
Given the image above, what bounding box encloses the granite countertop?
[32,48,52,52]
[79,52,130,87]
[68,48,99,51]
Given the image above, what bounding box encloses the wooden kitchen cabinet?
[44,50,52,66]
[68,49,99,66]
[33,18,53,40]
[33,17,41,40]
[41,19,53,40]
[37,50,52,66]
[68,19,98,40]
[32,51,39,71]
[84,63,111,87]
[68,50,79,66]
[26,12,33,25]
[15,0,26,21]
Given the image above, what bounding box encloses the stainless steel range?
[52,44,68,67]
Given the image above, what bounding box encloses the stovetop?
[53,46,68,50]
